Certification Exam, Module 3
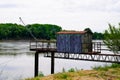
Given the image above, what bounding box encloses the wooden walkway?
[29,40,120,77]
[30,40,101,53]
[30,40,120,63]
[45,53,120,63]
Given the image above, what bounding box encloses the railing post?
[29,41,31,49]
[100,42,101,53]
[42,41,43,49]
[36,41,37,49]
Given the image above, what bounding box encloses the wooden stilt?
[51,52,55,74]
[34,52,39,77]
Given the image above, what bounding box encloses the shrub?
[68,68,75,72]
[104,23,120,54]
[38,71,44,77]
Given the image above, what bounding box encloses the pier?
[29,40,120,77]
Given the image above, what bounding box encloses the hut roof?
[57,31,86,34]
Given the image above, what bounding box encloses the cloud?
[0,4,19,8]
[0,0,27,9]
[0,0,120,32]
[58,0,120,13]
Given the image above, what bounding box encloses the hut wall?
[70,34,82,53]
[57,32,92,53]
[81,33,92,53]
[57,34,82,53]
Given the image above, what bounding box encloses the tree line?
[0,23,62,40]
[0,23,104,40]
[84,28,104,40]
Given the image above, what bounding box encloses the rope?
[19,17,37,40]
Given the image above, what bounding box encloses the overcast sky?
[0,0,120,32]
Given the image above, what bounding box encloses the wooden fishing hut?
[30,30,120,77]
[56,31,92,53]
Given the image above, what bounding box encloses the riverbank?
[26,64,120,80]
[0,39,56,42]
[0,39,31,42]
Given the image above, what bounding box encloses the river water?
[0,41,112,80]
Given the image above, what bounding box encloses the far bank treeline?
[0,23,104,40]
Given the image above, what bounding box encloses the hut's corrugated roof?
[57,31,86,34]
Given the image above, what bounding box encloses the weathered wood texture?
[57,31,92,53]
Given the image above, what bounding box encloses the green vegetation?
[26,64,120,80]
[68,68,75,72]
[0,23,104,40]
[92,63,120,71]
[84,28,104,40]
[38,71,44,77]
[104,23,120,54]
[93,32,104,40]
[84,28,93,34]
[0,23,62,40]
[92,63,120,80]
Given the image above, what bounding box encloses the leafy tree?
[26,24,62,40]
[84,28,93,34]
[104,23,120,54]
[93,32,104,40]
[84,28,104,40]
[0,23,62,40]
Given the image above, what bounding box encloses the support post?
[51,52,55,74]
[34,52,39,77]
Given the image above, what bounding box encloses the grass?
[92,63,120,71]
[25,64,120,80]
[92,63,120,80]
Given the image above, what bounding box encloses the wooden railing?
[30,40,102,53]
[30,40,56,51]
[92,42,101,53]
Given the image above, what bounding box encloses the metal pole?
[51,52,55,74]
[34,52,39,77]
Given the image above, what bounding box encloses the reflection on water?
[0,41,34,55]
[0,41,35,80]
[0,41,112,80]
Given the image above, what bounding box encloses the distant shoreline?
[0,39,32,42]
[0,39,56,42]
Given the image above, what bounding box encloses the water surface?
[0,41,112,80]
